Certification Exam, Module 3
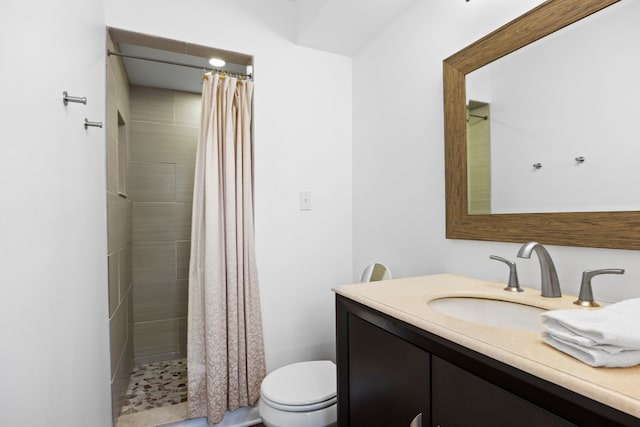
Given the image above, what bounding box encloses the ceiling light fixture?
[209,57,226,67]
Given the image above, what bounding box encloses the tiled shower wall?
[106,32,134,423]
[129,85,200,364]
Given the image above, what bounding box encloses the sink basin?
[429,297,545,332]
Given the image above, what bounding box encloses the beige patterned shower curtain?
[187,74,266,424]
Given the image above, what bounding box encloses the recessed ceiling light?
[209,57,226,67]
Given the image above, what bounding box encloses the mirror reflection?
[465,0,639,214]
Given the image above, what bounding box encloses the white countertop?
[333,273,640,419]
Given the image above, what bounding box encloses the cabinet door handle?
[410,413,422,427]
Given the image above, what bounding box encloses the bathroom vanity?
[334,274,640,427]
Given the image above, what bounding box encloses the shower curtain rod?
[107,50,252,79]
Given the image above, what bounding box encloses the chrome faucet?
[517,242,561,297]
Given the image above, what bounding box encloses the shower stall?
[105,28,253,426]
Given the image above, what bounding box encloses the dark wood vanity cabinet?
[431,356,573,426]
[336,295,640,427]
[348,314,430,426]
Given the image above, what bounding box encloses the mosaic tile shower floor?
[121,358,188,415]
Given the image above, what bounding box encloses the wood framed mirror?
[442,0,640,250]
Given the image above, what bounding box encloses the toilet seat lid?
[260,360,336,407]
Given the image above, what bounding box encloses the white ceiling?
[114,0,417,92]
[296,0,418,56]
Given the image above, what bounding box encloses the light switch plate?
[300,191,311,210]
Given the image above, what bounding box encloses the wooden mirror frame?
[442,0,640,250]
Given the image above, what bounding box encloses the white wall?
[105,0,353,373]
[353,0,640,304]
[0,0,111,426]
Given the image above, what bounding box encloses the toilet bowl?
[258,360,337,427]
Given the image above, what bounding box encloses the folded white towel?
[541,298,640,367]
[542,332,640,368]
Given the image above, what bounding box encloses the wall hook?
[533,163,542,170]
[84,118,103,129]
[63,91,87,106]
[575,156,585,164]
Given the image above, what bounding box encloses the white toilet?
[258,360,337,427]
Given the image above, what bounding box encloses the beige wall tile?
[106,30,116,51]
[120,93,131,126]
[133,202,176,242]
[177,279,188,309]
[106,135,118,196]
[127,290,134,359]
[118,244,132,300]
[175,203,192,241]
[133,319,178,358]
[132,202,192,242]
[130,162,176,202]
[133,279,188,322]
[130,121,198,164]
[110,291,133,421]
[107,31,133,424]
[109,60,130,120]
[110,345,131,423]
[116,79,130,124]
[174,91,202,128]
[110,55,129,98]
[106,47,130,124]
[108,254,119,318]
[132,242,176,282]
[117,118,130,198]
[107,193,132,253]
[109,299,128,379]
[176,241,190,280]
[177,316,188,358]
[105,63,118,135]
[130,85,174,124]
[106,65,119,195]
[175,163,195,203]
[106,48,131,200]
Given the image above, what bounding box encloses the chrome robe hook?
[63,91,87,106]
[84,118,103,129]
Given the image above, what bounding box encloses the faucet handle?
[490,255,523,292]
[574,268,625,307]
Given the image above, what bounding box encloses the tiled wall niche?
[129,85,200,364]
[106,32,134,423]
